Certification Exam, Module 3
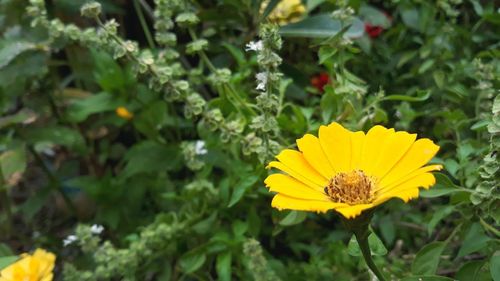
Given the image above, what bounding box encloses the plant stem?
[132,0,155,49]
[354,230,387,281]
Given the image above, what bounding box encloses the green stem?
[342,211,387,281]
[0,188,12,238]
[132,0,155,49]
[354,230,387,281]
[27,146,78,217]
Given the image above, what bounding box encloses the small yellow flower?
[261,0,306,25]
[0,248,56,281]
[115,106,133,120]
[265,122,443,219]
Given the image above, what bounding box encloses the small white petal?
[194,140,207,155]
[90,224,104,235]
[245,40,263,52]
[63,235,78,246]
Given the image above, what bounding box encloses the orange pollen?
[324,170,376,204]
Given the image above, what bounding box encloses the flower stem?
[341,211,387,281]
[354,229,387,281]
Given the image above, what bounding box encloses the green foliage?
[0,0,498,280]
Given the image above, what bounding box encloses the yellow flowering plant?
[265,122,442,280]
[0,249,56,281]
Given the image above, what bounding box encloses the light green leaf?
[0,41,41,69]
[359,5,391,28]
[216,251,232,281]
[228,175,259,207]
[401,276,454,281]
[0,256,18,270]
[347,232,387,256]
[0,146,26,188]
[383,90,431,102]
[279,211,307,226]
[280,14,364,38]
[180,249,206,274]
[412,241,446,275]
[491,254,500,281]
[66,92,120,122]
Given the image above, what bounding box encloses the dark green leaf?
[427,206,455,236]
[401,276,454,281]
[491,254,500,281]
[412,241,446,275]
[180,249,206,274]
[66,92,120,122]
[227,175,259,207]
[455,261,489,281]
[457,223,491,258]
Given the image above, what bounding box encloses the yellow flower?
[115,106,133,120]
[265,122,443,219]
[261,0,306,25]
[0,248,56,281]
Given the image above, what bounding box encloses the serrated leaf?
[412,241,446,275]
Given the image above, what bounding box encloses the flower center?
[324,170,375,205]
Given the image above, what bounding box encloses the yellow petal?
[334,203,374,219]
[379,138,440,188]
[318,122,352,173]
[376,164,443,192]
[297,134,335,179]
[271,194,345,213]
[350,131,365,170]
[368,131,417,178]
[359,125,394,173]
[269,149,328,187]
[264,174,329,201]
[374,172,436,204]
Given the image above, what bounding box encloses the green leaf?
[122,141,180,178]
[0,41,41,69]
[383,90,431,102]
[412,241,446,275]
[400,8,419,30]
[180,248,206,274]
[221,43,245,67]
[25,126,86,153]
[66,92,120,122]
[359,5,391,28]
[421,173,462,198]
[347,232,387,256]
[0,109,37,129]
[427,206,455,236]
[457,223,491,258]
[0,256,18,270]
[433,71,446,89]
[379,215,396,245]
[491,254,500,281]
[216,251,232,281]
[280,14,364,38]
[0,244,13,256]
[227,175,259,207]
[401,276,454,281]
[456,261,489,281]
[0,146,26,188]
[279,211,307,226]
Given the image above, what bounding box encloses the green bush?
[0,0,498,280]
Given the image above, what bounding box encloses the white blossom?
[63,235,78,246]
[194,140,208,155]
[245,40,263,52]
[90,224,104,235]
[256,72,268,91]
